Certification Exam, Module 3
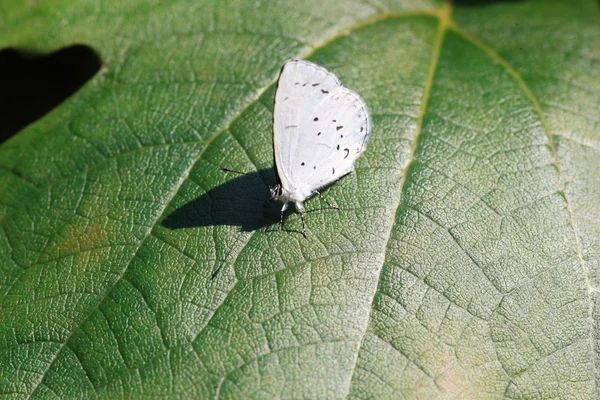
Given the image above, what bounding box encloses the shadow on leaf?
[162,167,290,232]
[0,45,101,143]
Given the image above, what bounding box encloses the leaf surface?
[0,0,598,398]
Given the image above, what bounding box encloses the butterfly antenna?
[219,167,249,175]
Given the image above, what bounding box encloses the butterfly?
[269,59,371,236]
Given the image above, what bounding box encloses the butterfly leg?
[314,190,339,210]
[300,210,307,239]
[295,202,307,239]
[279,202,289,231]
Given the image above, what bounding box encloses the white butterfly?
[269,59,371,236]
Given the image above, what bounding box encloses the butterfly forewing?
[273,60,370,198]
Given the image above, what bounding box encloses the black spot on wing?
[336,126,343,131]
[336,144,340,150]
[344,148,350,159]
[332,167,335,175]
[312,83,320,87]
[314,117,319,121]
[301,162,305,166]
[321,89,329,94]
[317,131,321,136]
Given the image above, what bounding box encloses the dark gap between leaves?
[0,44,101,144]
[454,0,526,5]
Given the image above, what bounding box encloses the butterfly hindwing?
[290,89,370,194]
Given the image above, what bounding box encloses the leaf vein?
[345,2,452,395]
[450,19,597,396]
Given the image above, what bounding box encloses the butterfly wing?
[273,60,371,200]
[273,60,342,191]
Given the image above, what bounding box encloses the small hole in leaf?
[0,44,101,144]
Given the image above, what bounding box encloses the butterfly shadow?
[162,167,294,233]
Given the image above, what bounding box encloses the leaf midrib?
[343,3,451,396]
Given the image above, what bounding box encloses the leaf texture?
[0,0,598,398]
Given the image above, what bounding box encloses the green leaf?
[1,0,599,398]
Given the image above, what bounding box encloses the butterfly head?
[269,183,283,201]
